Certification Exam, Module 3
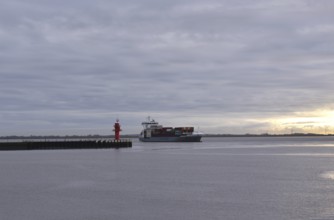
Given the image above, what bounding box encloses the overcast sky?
[1,0,334,136]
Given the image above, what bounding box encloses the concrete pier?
[0,139,132,151]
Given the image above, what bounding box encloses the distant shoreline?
[1,133,333,140]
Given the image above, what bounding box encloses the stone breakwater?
[0,139,132,151]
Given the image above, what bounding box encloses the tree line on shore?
[1,133,333,139]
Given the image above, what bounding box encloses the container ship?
[139,117,202,142]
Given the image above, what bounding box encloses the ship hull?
[139,135,202,142]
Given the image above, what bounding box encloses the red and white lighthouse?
[113,119,122,140]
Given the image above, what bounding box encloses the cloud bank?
[1,0,334,135]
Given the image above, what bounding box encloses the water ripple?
[320,171,334,180]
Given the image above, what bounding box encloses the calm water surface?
[1,136,334,220]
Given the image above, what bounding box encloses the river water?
[1,136,334,220]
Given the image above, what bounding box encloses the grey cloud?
[1,0,334,135]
